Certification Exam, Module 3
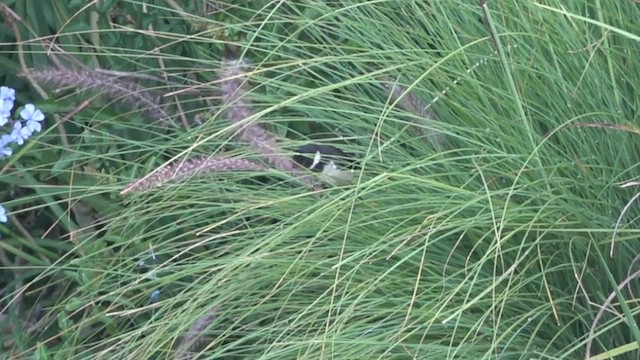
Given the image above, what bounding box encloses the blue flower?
[0,205,7,223]
[20,104,45,133]
[10,121,32,145]
[1,86,46,231]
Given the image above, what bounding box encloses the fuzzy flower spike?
[219,58,318,188]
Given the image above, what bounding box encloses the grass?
[1,0,640,359]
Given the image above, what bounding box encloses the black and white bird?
[293,144,356,186]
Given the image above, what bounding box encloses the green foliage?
[1,0,640,359]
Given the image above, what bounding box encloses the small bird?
[293,144,353,171]
[293,144,356,186]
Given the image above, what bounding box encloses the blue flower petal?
[2,100,14,113]
[20,104,35,121]
[20,104,45,133]
[0,86,15,102]
[26,119,42,133]
[150,289,161,303]
[0,146,12,159]
[0,205,7,223]
[10,121,32,145]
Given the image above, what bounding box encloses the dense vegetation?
[1,1,640,359]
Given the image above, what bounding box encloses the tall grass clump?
[1,0,640,359]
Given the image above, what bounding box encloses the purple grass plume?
[219,58,294,170]
[174,305,221,360]
[219,59,318,188]
[120,156,268,194]
[380,77,445,150]
[22,68,172,126]
[121,57,320,195]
